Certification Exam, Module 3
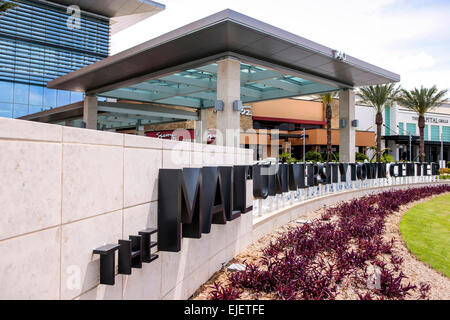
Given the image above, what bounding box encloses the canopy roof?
[48,0,165,18]
[40,9,401,129]
[48,9,400,98]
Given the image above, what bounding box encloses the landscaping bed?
[192,185,450,300]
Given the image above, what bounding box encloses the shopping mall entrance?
[21,9,399,163]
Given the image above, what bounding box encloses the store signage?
[253,162,440,199]
[412,116,449,124]
[146,129,216,144]
[241,106,253,116]
[158,166,252,252]
[93,228,158,286]
[333,50,347,61]
[146,130,195,141]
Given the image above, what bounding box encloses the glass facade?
[0,0,109,118]
[398,122,404,135]
[384,106,390,136]
[431,125,440,141]
[443,126,450,142]
[406,123,417,135]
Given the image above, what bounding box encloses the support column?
[216,58,241,147]
[135,120,145,136]
[339,89,356,163]
[195,108,208,144]
[83,95,98,130]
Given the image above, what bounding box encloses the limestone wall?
[0,117,253,300]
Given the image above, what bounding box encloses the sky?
[110,0,450,95]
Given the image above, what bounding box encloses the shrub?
[209,282,242,300]
[279,152,298,164]
[305,150,322,162]
[332,152,339,162]
[356,152,368,162]
[209,185,450,300]
[382,154,395,163]
[447,161,450,169]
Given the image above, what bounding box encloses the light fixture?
[233,100,243,112]
[214,100,224,112]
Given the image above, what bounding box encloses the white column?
[339,89,356,163]
[391,102,399,134]
[83,95,98,130]
[216,58,241,147]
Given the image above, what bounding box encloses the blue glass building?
[0,0,110,118]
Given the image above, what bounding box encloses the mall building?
[1,1,447,165]
[0,1,403,167]
[9,2,448,302]
[120,97,376,161]
[0,0,165,118]
[355,101,450,163]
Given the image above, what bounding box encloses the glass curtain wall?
[0,0,109,118]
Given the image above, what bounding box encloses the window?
[28,105,42,114]
[443,126,450,142]
[13,83,29,104]
[431,125,440,141]
[424,125,429,141]
[398,123,404,135]
[0,81,13,102]
[406,123,416,135]
[29,84,43,106]
[0,102,12,118]
[13,103,28,118]
[43,87,57,109]
[70,91,84,103]
[56,90,70,107]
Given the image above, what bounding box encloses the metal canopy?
[19,100,198,130]
[48,9,400,96]
[98,62,337,109]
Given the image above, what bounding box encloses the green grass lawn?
[399,193,450,278]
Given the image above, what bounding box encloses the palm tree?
[318,92,338,162]
[358,84,400,162]
[0,1,16,15]
[396,85,448,162]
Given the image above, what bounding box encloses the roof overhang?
[19,100,198,130]
[384,135,450,146]
[47,0,165,18]
[48,9,400,95]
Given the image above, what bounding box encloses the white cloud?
[110,0,450,94]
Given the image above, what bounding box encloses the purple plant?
[419,282,431,300]
[209,281,242,300]
[358,292,374,300]
[374,267,417,300]
[390,254,404,271]
[208,185,450,300]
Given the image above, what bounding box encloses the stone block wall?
[0,117,254,300]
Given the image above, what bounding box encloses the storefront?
[356,102,450,163]
[141,98,376,161]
